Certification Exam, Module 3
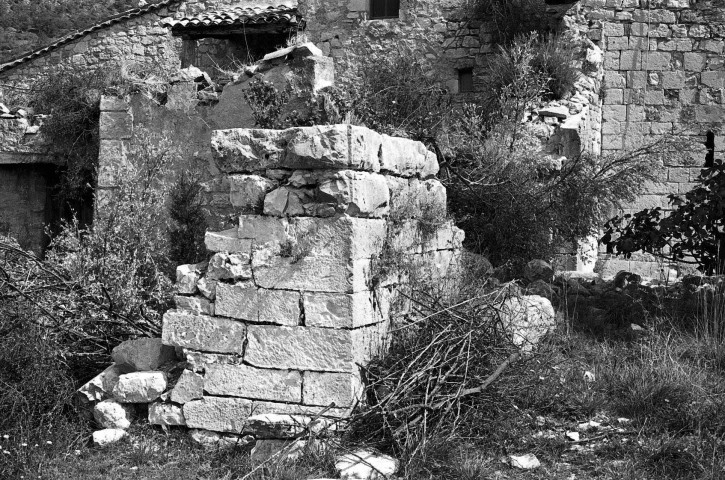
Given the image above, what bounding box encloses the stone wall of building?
[155,124,463,440]
[0,0,291,96]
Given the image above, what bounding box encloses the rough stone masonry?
[158,123,463,440]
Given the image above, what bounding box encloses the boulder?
[93,399,134,429]
[509,453,540,469]
[176,262,206,294]
[111,337,176,371]
[524,260,554,283]
[500,295,555,352]
[92,429,126,447]
[229,174,277,212]
[335,450,399,480]
[112,372,167,403]
[148,403,186,426]
[78,363,133,402]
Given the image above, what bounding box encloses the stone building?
[0,0,723,274]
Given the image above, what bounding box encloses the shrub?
[601,158,725,275]
[168,170,209,266]
[474,0,550,45]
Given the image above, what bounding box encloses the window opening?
[706,131,715,168]
[458,68,474,93]
[371,0,400,19]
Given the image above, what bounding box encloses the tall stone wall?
[157,124,463,439]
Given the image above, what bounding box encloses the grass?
[4,286,725,479]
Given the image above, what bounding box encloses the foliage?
[242,78,291,129]
[168,171,208,267]
[474,0,550,45]
[601,159,725,274]
[28,68,119,216]
[0,0,163,64]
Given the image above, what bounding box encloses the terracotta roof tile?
[161,5,300,29]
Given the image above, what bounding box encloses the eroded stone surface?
[174,295,214,315]
[229,174,277,211]
[92,429,126,447]
[215,281,300,325]
[148,402,186,426]
[303,372,363,408]
[162,310,246,354]
[204,364,302,402]
[112,372,167,403]
[93,399,134,430]
[206,252,252,281]
[183,397,253,433]
[111,337,176,371]
[205,228,253,253]
[335,450,399,480]
[78,363,133,402]
[169,370,204,404]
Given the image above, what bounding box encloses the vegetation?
[602,158,725,275]
[0,0,164,64]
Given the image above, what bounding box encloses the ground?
[3,311,724,480]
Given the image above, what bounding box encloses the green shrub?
[168,170,209,266]
[474,0,550,45]
[602,158,725,275]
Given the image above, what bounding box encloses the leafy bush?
[474,0,550,45]
[168,171,209,266]
[601,159,725,274]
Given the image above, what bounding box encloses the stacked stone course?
[158,124,463,440]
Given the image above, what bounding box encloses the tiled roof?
[161,5,300,29]
[0,0,181,73]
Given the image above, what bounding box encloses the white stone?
[245,325,353,372]
[111,337,176,371]
[509,453,540,469]
[176,262,205,294]
[303,372,363,408]
[285,125,381,172]
[537,105,569,119]
[204,364,302,402]
[335,450,399,480]
[183,397,253,433]
[78,364,133,402]
[148,402,186,426]
[317,171,390,218]
[262,42,323,62]
[162,310,246,354]
[303,291,380,328]
[206,252,252,281]
[112,372,167,403]
[238,215,291,247]
[500,296,555,352]
[229,174,276,211]
[92,429,126,447]
[93,400,134,430]
[170,370,204,404]
[197,277,217,300]
[215,281,300,325]
[379,134,438,178]
[211,129,287,173]
[189,429,254,449]
[263,186,315,216]
[204,228,252,253]
[174,295,214,315]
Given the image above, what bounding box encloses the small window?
[458,68,474,93]
[371,0,400,19]
[705,131,715,168]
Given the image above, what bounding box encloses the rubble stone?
[92,429,126,447]
[204,364,302,402]
[169,370,204,404]
[148,402,186,426]
[111,337,176,371]
[112,372,167,403]
[93,399,134,430]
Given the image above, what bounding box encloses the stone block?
[245,325,353,372]
[184,397,253,433]
[642,51,672,70]
[229,174,276,212]
[99,112,133,139]
[603,72,626,88]
[176,263,204,295]
[380,134,439,178]
[111,337,176,371]
[162,310,246,354]
[206,253,252,281]
[170,370,204,404]
[215,281,300,325]
[303,372,363,408]
[211,129,287,173]
[701,71,725,89]
[285,125,382,172]
[78,363,133,402]
[632,9,675,23]
[684,52,707,71]
[303,291,381,328]
[252,400,349,418]
[619,51,641,70]
[316,171,390,218]
[695,106,725,123]
[204,364,302,402]
[205,228,252,254]
[174,295,214,315]
[499,295,555,352]
[112,372,167,403]
[263,186,315,216]
[93,429,126,447]
[100,96,128,112]
[149,403,186,426]
[93,399,134,429]
[661,71,685,89]
[238,215,290,247]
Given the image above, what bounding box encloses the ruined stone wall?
[0,0,283,95]
[154,124,462,440]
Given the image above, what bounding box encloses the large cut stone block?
[211,129,287,173]
[303,291,381,328]
[316,171,390,218]
[204,364,302,402]
[284,125,381,171]
[206,252,252,281]
[238,215,291,247]
[303,372,363,408]
[183,397,253,433]
[229,174,276,212]
[380,134,439,178]
[170,370,204,404]
[99,112,133,139]
[205,228,252,253]
[245,325,353,372]
[162,310,246,354]
[215,281,301,325]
